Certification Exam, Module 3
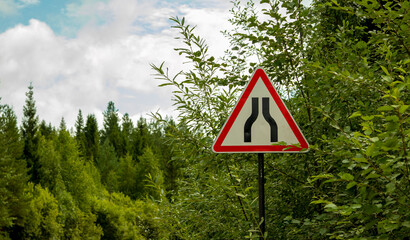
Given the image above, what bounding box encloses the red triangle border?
[212,68,309,153]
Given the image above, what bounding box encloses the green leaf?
[396,67,406,73]
[365,143,378,157]
[351,204,362,209]
[236,193,246,198]
[403,221,410,228]
[377,106,394,111]
[311,199,331,204]
[361,115,374,121]
[349,111,362,118]
[380,65,390,76]
[399,105,409,114]
[352,157,368,163]
[338,172,354,181]
[366,172,380,179]
[346,181,357,189]
[311,174,334,181]
[291,219,301,224]
[324,203,338,211]
[386,182,396,193]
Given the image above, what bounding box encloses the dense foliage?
[151,0,409,239]
[1,90,177,239]
[1,0,409,239]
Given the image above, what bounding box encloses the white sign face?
[212,68,309,153]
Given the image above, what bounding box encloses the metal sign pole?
[258,153,265,239]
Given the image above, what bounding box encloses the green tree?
[149,118,181,197]
[96,140,119,193]
[23,183,64,239]
[102,101,124,157]
[121,113,133,155]
[130,117,149,160]
[93,192,168,239]
[59,117,67,131]
[84,114,100,161]
[0,103,29,239]
[75,109,84,139]
[75,109,87,157]
[38,120,55,139]
[136,147,164,200]
[22,83,40,182]
[37,125,103,239]
[117,154,138,199]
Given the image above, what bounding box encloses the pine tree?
[75,109,84,140]
[84,114,99,161]
[75,109,86,157]
[102,101,124,157]
[0,103,29,238]
[121,113,133,155]
[131,117,149,160]
[39,120,55,139]
[21,83,40,182]
[59,117,67,131]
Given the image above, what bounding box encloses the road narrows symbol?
[243,97,278,143]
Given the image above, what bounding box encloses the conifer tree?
[21,83,40,182]
[84,114,99,161]
[0,103,29,238]
[39,120,54,139]
[75,109,84,139]
[59,117,67,131]
[131,117,149,159]
[102,101,124,157]
[121,113,133,155]
[97,140,119,192]
[75,109,86,156]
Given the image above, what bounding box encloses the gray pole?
[258,153,265,239]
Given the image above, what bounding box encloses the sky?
[0,0,235,129]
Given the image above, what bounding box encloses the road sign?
[212,68,309,153]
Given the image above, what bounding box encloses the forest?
[1,0,409,239]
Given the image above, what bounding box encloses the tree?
[23,183,64,239]
[101,101,124,157]
[38,120,55,139]
[74,110,87,157]
[117,154,138,198]
[21,82,40,182]
[135,147,164,200]
[96,140,119,193]
[59,117,67,131]
[75,110,84,139]
[0,103,29,239]
[121,113,133,155]
[130,117,149,160]
[84,114,99,161]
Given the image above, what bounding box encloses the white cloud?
[19,0,39,4]
[0,0,39,16]
[0,0,19,15]
[0,0,233,128]
[180,5,232,58]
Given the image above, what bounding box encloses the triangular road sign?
[212,68,309,153]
